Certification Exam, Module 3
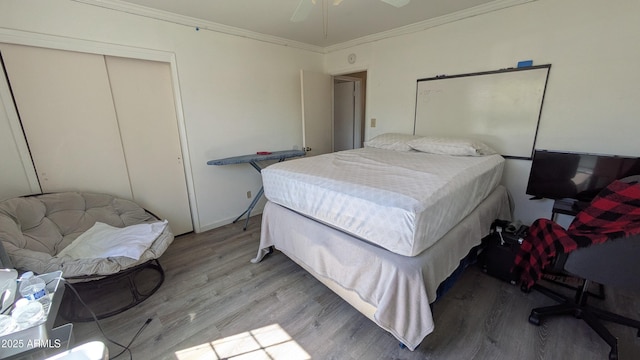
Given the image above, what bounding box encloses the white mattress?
[262,147,505,256]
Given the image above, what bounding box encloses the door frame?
[0,28,200,232]
[332,70,367,149]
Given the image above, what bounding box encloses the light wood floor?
[70,215,640,360]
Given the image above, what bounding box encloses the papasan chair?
[0,192,174,321]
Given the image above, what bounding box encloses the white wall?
[0,0,324,231]
[326,0,640,225]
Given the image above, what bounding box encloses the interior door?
[105,56,193,234]
[300,70,332,156]
[0,44,133,199]
[353,80,363,148]
[334,81,355,151]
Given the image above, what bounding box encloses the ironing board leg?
[233,186,264,230]
[232,158,284,230]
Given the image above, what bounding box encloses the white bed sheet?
[262,147,505,256]
[252,185,512,351]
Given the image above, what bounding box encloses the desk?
[551,198,589,221]
[208,150,305,230]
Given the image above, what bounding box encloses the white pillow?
[363,133,422,151]
[407,136,497,156]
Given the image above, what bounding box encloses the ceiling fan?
[290,0,411,23]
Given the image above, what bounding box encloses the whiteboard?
[414,65,550,159]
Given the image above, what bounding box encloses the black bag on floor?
[478,220,528,285]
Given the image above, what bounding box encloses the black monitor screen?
[526,150,640,201]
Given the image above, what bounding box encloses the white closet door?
[0,44,132,199]
[105,56,193,234]
[0,86,38,200]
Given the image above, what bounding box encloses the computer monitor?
[526,150,640,202]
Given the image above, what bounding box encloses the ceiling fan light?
[380,0,410,8]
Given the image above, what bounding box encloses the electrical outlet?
[371,118,377,128]
[246,191,252,199]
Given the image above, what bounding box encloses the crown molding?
[72,0,535,55]
[71,0,326,53]
[0,27,175,61]
[324,0,537,53]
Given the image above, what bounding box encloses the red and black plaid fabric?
[514,179,640,290]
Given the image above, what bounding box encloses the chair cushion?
[0,192,174,278]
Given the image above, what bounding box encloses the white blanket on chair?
[57,220,168,260]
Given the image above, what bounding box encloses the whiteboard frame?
[414,64,551,160]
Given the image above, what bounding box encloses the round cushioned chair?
[0,192,174,321]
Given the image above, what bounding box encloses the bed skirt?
[252,185,511,350]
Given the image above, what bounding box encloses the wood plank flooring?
[69,216,640,360]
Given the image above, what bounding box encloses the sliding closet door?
[0,83,38,200]
[104,56,193,234]
[0,44,132,199]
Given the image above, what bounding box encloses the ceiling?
[81,0,532,50]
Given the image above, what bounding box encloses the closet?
[0,43,193,235]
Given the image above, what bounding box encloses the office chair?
[523,176,640,360]
[528,234,640,360]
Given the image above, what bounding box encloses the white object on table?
[0,269,18,314]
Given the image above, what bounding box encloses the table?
[0,271,73,359]
[208,149,305,230]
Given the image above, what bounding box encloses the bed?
[251,134,512,350]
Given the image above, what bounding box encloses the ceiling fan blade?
[380,0,410,8]
[291,0,316,22]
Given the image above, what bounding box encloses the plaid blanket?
[514,179,640,290]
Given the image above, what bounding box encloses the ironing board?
[207,149,306,230]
